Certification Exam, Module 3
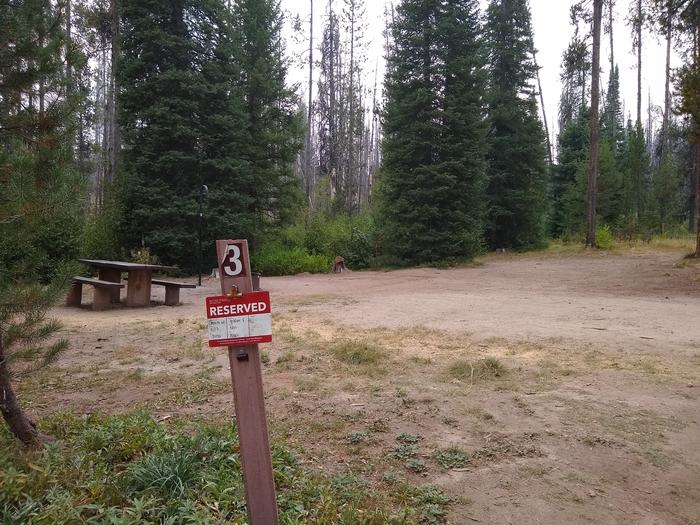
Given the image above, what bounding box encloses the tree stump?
[332,256,347,273]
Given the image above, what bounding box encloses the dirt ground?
[22,246,700,524]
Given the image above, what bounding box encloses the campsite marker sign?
[206,291,272,347]
[208,240,279,525]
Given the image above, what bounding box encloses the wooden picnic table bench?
[77,259,177,307]
[66,277,125,311]
[151,279,196,306]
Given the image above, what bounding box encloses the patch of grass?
[294,376,320,392]
[154,372,229,409]
[405,458,427,473]
[392,444,418,460]
[0,411,450,524]
[346,431,368,445]
[432,447,470,469]
[330,340,386,365]
[447,357,509,383]
[397,432,421,444]
[126,368,146,382]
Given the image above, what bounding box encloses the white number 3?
[223,244,243,276]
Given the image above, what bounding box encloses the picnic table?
[78,259,177,307]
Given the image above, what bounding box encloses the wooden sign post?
[215,239,279,525]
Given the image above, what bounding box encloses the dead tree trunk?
[586,0,603,247]
[636,0,643,127]
[305,0,314,203]
[532,49,553,167]
[0,325,44,448]
[662,1,672,157]
[109,0,121,181]
[608,0,616,142]
[694,141,700,254]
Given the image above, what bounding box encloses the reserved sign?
[206,291,272,348]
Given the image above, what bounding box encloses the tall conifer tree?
[484,0,548,250]
[233,0,303,247]
[379,0,487,263]
[119,0,212,269]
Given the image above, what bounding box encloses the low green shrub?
[251,245,332,276]
[596,225,615,250]
[269,211,381,272]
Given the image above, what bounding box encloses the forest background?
[2,0,699,280]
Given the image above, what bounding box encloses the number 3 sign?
[222,242,247,277]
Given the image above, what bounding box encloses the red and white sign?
[206,291,272,348]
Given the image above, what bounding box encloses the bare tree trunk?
[636,0,643,127]
[532,49,553,167]
[695,137,700,255]
[347,0,356,213]
[586,0,603,247]
[608,0,616,141]
[109,0,121,181]
[65,0,74,157]
[662,1,672,157]
[305,0,314,203]
[65,0,72,95]
[0,324,44,448]
[328,4,338,201]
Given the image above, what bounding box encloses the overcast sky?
[281,0,677,149]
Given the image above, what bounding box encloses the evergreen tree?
[119,0,212,270]
[232,0,304,248]
[119,0,301,269]
[601,65,624,155]
[620,120,649,223]
[484,0,548,250]
[0,0,85,446]
[651,153,682,233]
[379,0,487,263]
[550,110,589,237]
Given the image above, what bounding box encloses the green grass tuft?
[331,340,386,365]
[447,357,508,383]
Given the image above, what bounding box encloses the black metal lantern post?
[197,184,209,286]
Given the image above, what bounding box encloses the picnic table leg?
[98,268,122,303]
[126,269,152,307]
[66,282,83,306]
[164,286,180,306]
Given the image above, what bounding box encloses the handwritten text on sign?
[206,291,272,348]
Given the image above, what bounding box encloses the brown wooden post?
[215,239,279,525]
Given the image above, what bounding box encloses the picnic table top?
[78,259,177,272]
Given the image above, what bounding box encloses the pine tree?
[559,5,591,131]
[484,0,548,250]
[550,111,589,237]
[232,0,304,248]
[119,0,300,269]
[601,65,624,155]
[620,120,650,223]
[119,0,210,270]
[0,0,85,446]
[379,0,488,263]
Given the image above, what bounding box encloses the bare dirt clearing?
[23,248,700,524]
